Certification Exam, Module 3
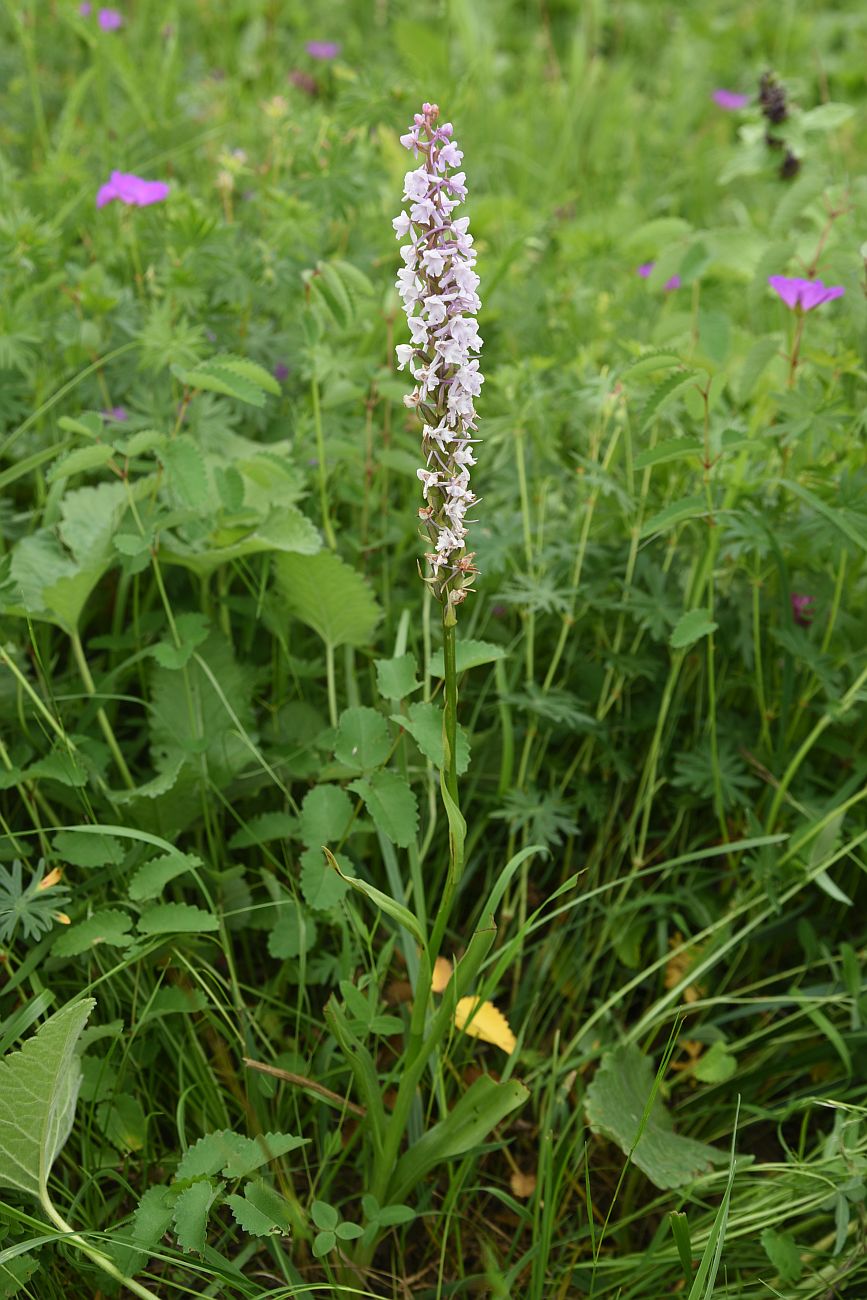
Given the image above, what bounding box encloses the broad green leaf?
[392,701,470,775]
[98,1093,147,1152]
[173,358,268,407]
[52,910,134,957]
[137,903,219,935]
[670,609,718,649]
[770,170,828,239]
[161,505,321,576]
[585,1044,727,1189]
[390,1075,528,1204]
[311,1200,339,1231]
[375,653,422,701]
[348,771,418,847]
[429,638,506,676]
[693,1042,737,1084]
[300,846,352,911]
[760,1228,803,1283]
[52,830,124,868]
[149,612,210,670]
[212,354,281,395]
[176,1130,249,1181]
[801,103,855,132]
[0,999,95,1201]
[298,784,354,847]
[334,707,391,772]
[640,496,708,539]
[128,851,202,902]
[274,551,381,648]
[172,1178,217,1252]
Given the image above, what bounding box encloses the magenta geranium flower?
[713,89,749,110]
[664,274,681,292]
[791,594,815,627]
[96,171,169,208]
[637,262,655,278]
[768,275,845,311]
[306,40,340,59]
[98,7,122,28]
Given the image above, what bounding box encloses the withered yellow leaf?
[431,956,453,993]
[453,996,516,1054]
[509,1169,537,1198]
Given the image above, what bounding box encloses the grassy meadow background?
[1,0,867,1295]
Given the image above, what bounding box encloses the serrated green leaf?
[429,638,506,676]
[298,784,354,848]
[267,898,317,959]
[221,1131,309,1179]
[149,612,210,670]
[621,351,683,380]
[274,551,381,649]
[212,353,281,395]
[161,436,209,509]
[634,439,702,470]
[52,830,124,868]
[640,496,708,539]
[52,910,134,957]
[640,371,700,429]
[176,1131,248,1181]
[226,1179,293,1237]
[172,1178,217,1252]
[300,846,352,911]
[670,609,718,649]
[128,851,202,902]
[173,361,266,408]
[334,707,391,772]
[228,813,298,849]
[47,444,115,483]
[348,771,418,848]
[375,653,422,701]
[137,903,219,935]
[394,701,470,775]
[585,1044,727,1189]
[0,999,95,1200]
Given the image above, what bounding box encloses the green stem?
[40,1195,160,1300]
[325,640,338,727]
[311,375,337,549]
[70,633,135,790]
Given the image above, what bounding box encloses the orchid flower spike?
[394,103,482,611]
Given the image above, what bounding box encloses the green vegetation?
[0,0,866,1295]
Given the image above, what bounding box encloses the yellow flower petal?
[37,867,63,891]
[453,996,516,1054]
[431,956,453,993]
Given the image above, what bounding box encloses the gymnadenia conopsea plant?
[324,104,531,1280]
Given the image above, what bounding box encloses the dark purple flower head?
[272,362,290,383]
[98,7,123,29]
[768,275,845,312]
[101,406,128,422]
[791,593,815,627]
[713,89,749,110]
[96,170,169,208]
[306,40,341,60]
[637,262,655,278]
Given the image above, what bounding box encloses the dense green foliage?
[0,0,866,1295]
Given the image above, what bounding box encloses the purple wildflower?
[288,69,317,96]
[713,89,749,110]
[306,40,340,60]
[98,7,123,29]
[791,594,815,627]
[273,362,290,383]
[637,262,655,278]
[768,275,845,311]
[101,406,128,422]
[664,275,681,292]
[79,2,92,13]
[96,171,169,208]
[395,102,482,608]
[637,262,680,291]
